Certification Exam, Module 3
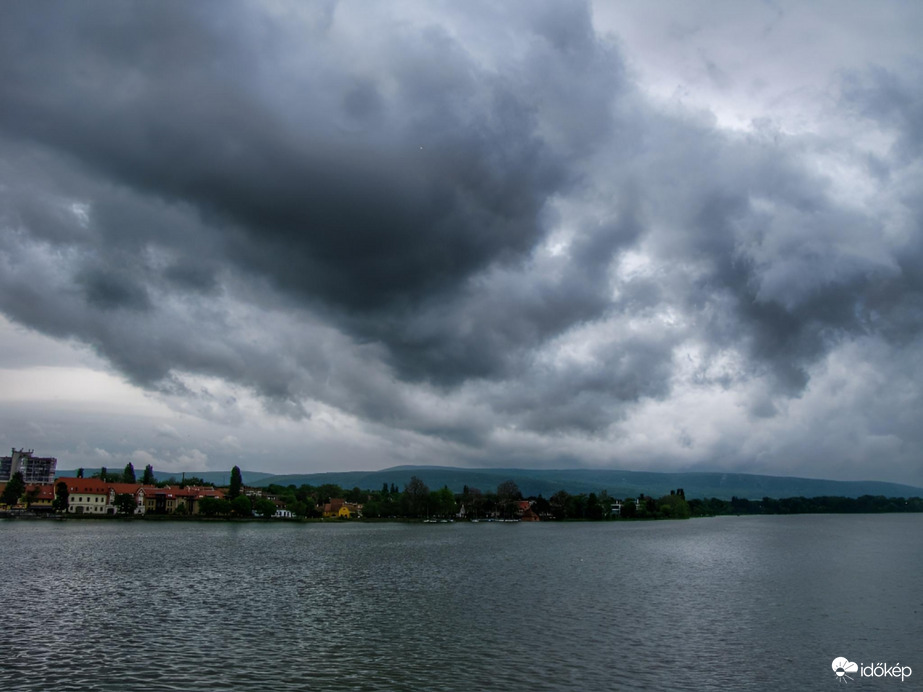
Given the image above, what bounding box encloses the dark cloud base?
[1,1,922,482]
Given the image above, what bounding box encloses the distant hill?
[246,466,923,501]
[55,465,923,500]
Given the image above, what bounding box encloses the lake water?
[1,515,920,691]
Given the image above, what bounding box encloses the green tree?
[76,468,84,479]
[180,476,213,488]
[532,494,551,517]
[53,481,69,512]
[550,490,570,519]
[362,498,382,518]
[587,492,604,520]
[199,496,230,517]
[142,464,155,484]
[497,480,521,518]
[657,491,691,519]
[94,466,119,482]
[198,497,217,516]
[24,486,40,509]
[315,483,345,504]
[435,486,456,517]
[228,466,243,500]
[122,463,136,483]
[231,494,251,517]
[466,487,484,519]
[497,479,521,500]
[255,498,277,518]
[566,493,588,519]
[403,476,430,517]
[1,472,25,506]
[114,493,137,515]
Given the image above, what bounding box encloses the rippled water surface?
[1,515,921,690]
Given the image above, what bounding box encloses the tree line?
[8,462,922,520]
[689,495,923,516]
[221,475,692,521]
[74,463,205,487]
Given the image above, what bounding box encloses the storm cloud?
[1,0,922,484]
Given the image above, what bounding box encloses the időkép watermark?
[832,657,912,683]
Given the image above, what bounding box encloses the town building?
[0,448,57,484]
[322,498,361,518]
[25,484,55,511]
[0,482,55,511]
[142,485,224,515]
[60,478,113,514]
[108,483,147,515]
[55,478,225,515]
[517,499,540,521]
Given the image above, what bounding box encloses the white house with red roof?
[59,478,114,514]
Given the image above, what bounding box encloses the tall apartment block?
[0,448,57,484]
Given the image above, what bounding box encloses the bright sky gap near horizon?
[1,1,922,486]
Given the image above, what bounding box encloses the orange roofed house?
[142,486,224,515]
[56,478,223,515]
[518,500,540,522]
[323,498,362,518]
[59,478,118,515]
[0,482,55,511]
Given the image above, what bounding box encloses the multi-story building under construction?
[0,448,57,485]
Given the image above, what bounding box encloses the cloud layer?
[1,1,921,484]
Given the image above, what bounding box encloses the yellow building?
[323,498,362,518]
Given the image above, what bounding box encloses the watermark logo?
[832,658,858,683]
[832,657,912,683]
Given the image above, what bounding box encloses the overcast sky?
[2,1,922,485]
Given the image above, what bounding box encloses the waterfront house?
[0,482,55,511]
[322,498,361,518]
[343,502,361,518]
[142,485,224,515]
[60,478,113,514]
[25,484,55,511]
[183,486,224,514]
[108,483,146,515]
[323,498,345,517]
[142,486,177,514]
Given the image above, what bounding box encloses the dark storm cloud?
[0,0,570,315]
[616,106,923,399]
[1,0,922,461]
[0,0,625,386]
[76,265,152,312]
[842,64,923,162]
